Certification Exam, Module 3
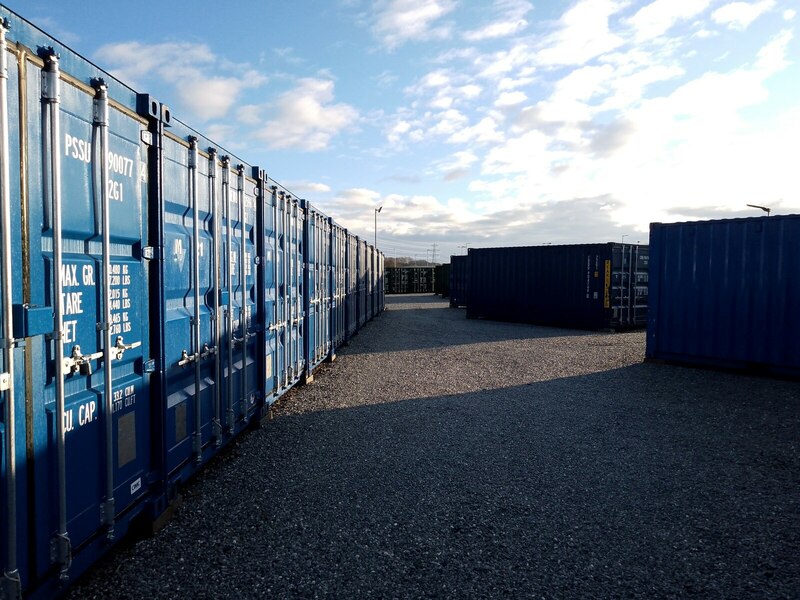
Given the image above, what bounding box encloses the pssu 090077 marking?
[64,134,135,178]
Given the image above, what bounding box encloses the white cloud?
[463,0,533,42]
[627,0,713,42]
[237,105,262,126]
[475,43,534,79]
[429,109,470,136]
[286,182,333,195]
[178,74,265,121]
[373,0,457,50]
[495,90,528,107]
[256,78,358,151]
[755,28,793,71]
[784,9,797,20]
[433,150,479,179]
[535,0,627,67]
[456,84,483,99]
[712,0,776,30]
[96,41,265,121]
[334,188,382,209]
[498,76,536,90]
[448,115,505,144]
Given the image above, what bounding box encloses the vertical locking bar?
[297,200,303,375]
[188,138,202,462]
[237,166,247,418]
[209,149,222,444]
[291,198,299,376]
[222,157,234,430]
[42,49,72,580]
[271,186,279,396]
[1,19,23,600]
[92,80,115,538]
[282,193,289,389]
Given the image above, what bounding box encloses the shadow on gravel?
[66,362,799,599]
[211,364,799,598]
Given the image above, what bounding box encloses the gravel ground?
[69,294,799,599]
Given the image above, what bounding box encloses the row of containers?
[385,266,436,294]
[434,215,799,379]
[0,8,385,599]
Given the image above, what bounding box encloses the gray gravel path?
[69,294,800,599]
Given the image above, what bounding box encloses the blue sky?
[7,0,799,261]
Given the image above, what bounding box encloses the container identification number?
[64,133,135,202]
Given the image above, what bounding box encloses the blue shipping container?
[467,243,648,329]
[646,215,800,378]
[449,256,469,308]
[0,7,385,597]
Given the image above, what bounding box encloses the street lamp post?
[374,206,382,248]
[746,204,771,216]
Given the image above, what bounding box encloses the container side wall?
[646,215,800,377]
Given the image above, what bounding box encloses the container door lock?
[111,336,141,361]
[64,345,103,376]
[199,343,216,360]
[177,350,197,368]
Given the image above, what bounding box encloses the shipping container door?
[331,223,346,348]
[259,179,278,404]
[159,133,221,477]
[345,233,357,338]
[231,166,258,427]
[289,198,305,382]
[273,191,286,394]
[273,191,300,393]
[1,24,31,594]
[322,218,332,357]
[216,160,257,434]
[303,203,317,374]
[28,52,152,581]
[610,244,649,328]
[358,241,367,327]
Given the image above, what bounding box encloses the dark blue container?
[385,267,435,294]
[330,220,347,350]
[449,256,469,307]
[302,200,332,381]
[0,6,385,597]
[467,243,648,329]
[358,239,368,328]
[377,252,385,312]
[435,264,451,297]
[0,8,156,595]
[345,232,359,338]
[647,215,800,378]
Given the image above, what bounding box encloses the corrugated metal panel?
[467,243,648,329]
[330,220,347,349]
[358,239,368,327]
[379,253,386,311]
[449,256,469,307]
[647,215,800,378]
[302,200,332,377]
[0,14,156,591]
[345,232,358,338]
[434,264,450,297]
